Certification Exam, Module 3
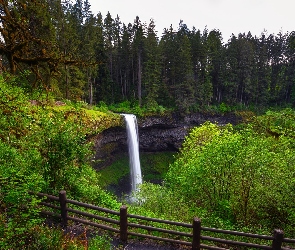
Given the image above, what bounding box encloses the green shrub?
[0,76,121,247]
[165,121,295,236]
[0,142,44,249]
[88,235,112,250]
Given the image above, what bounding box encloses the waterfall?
[122,114,142,193]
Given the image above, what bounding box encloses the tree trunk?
[65,65,69,99]
[138,51,142,106]
[89,77,93,105]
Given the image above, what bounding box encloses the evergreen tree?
[103,12,117,102]
[174,21,196,112]
[83,0,92,21]
[94,12,113,104]
[223,34,239,104]
[117,23,133,101]
[112,15,123,101]
[206,29,224,104]
[132,16,145,106]
[160,25,178,108]
[254,32,270,105]
[268,32,287,105]
[1,2,294,108]
[160,21,195,112]
[190,27,211,106]
[194,28,213,106]
[237,33,255,105]
[142,19,161,109]
[57,1,85,99]
[225,33,255,105]
[285,31,295,105]
[82,13,100,104]
[72,0,83,25]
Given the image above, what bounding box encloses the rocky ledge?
[92,112,241,168]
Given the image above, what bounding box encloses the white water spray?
[122,114,142,193]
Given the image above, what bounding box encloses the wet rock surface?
[92,112,240,169]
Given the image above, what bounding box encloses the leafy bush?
[20,225,112,250]
[253,108,295,137]
[0,142,44,249]
[107,100,169,117]
[0,76,121,248]
[218,102,231,113]
[165,121,295,236]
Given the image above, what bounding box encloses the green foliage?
[131,114,295,240]
[98,155,130,188]
[17,225,112,250]
[88,235,113,250]
[0,77,120,248]
[218,102,232,113]
[2,0,295,111]
[132,183,194,222]
[0,141,44,249]
[140,152,175,181]
[253,108,295,137]
[25,226,77,250]
[107,100,169,117]
[99,152,174,189]
[4,66,295,247]
[33,116,88,191]
[95,101,110,113]
[165,121,295,236]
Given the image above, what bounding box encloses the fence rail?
[29,190,295,250]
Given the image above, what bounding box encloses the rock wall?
[92,112,241,168]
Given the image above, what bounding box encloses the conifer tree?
[160,21,196,112]
[190,27,213,106]
[206,29,224,104]
[103,12,117,102]
[94,12,113,104]
[142,19,161,109]
[119,23,133,100]
[132,16,145,106]
[224,34,240,104]
[254,32,270,105]
[284,31,295,104]
[160,25,178,108]
[268,32,287,105]
[82,13,100,104]
[174,21,195,112]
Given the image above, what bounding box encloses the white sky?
[88,0,294,42]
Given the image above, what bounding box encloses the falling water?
[122,114,142,194]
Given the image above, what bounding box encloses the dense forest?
[1,0,295,112]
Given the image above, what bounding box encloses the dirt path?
[111,238,190,250]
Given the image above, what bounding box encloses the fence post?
[272,229,284,250]
[120,205,128,243]
[192,217,201,250]
[59,190,68,227]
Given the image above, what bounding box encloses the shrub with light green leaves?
[0,141,44,249]
[0,75,121,248]
[166,122,295,236]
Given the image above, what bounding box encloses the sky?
[88,0,294,42]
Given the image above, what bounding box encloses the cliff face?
[92,112,240,168]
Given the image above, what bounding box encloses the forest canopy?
[0,0,294,111]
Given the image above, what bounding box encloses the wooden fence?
[30,190,295,250]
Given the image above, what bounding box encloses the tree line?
[0,0,295,111]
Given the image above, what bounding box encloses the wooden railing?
[30,190,295,250]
